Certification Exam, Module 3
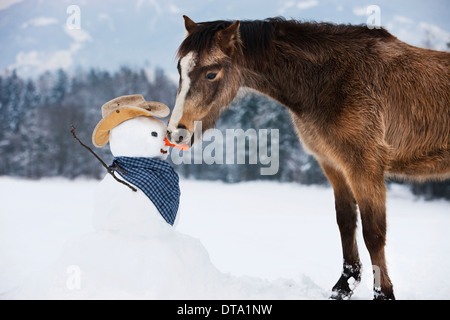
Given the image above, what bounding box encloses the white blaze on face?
[168,51,196,133]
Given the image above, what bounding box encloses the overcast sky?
[1,0,449,79]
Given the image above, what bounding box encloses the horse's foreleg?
[346,165,395,300]
[321,162,361,300]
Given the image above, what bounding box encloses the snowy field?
[0,177,449,300]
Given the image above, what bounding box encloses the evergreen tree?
[0,75,5,142]
[2,70,25,133]
[50,69,69,104]
[16,80,41,177]
[148,67,177,108]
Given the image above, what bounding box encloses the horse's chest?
[289,112,331,160]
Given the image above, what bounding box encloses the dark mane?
[177,17,394,59]
[177,18,276,58]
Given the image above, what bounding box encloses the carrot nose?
[164,137,190,151]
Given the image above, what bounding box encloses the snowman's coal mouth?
[160,149,168,154]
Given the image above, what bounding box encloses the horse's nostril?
[166,130,172,140]
[177,135,184,143]
[177,124,186,130]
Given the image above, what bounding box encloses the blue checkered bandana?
[111,157,180,226]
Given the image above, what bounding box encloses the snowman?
[91,94,181,237]
[16,97,224,299]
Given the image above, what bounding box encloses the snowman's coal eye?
[151,131,158,137]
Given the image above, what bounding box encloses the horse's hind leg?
[321,162,361,300]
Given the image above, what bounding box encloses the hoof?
[373,287,395,300]
[330,274,360,300]
[330,262,361,300]
[330,288,353,300]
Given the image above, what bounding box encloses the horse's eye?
[206,73,217,80]
[151,131,158,137]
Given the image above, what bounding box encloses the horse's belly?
[386,147,450,181]
[290,109,450,181]
[384,106,450,180]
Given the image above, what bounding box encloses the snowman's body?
[94,116,178,237]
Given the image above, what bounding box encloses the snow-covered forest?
[0,67,176,178]
[0,67,449,199]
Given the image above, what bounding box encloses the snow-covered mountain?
[1,0,449,80]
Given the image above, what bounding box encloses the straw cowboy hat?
[92,94,170,147]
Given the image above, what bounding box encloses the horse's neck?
[239,39,321,113]
[237,22,374,112]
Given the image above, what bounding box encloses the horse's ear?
[215,20,241,57]
[183,15,198,35]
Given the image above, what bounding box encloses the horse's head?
[167,16,243,146]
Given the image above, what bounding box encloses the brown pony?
[167,16,450,300]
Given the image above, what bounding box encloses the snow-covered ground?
[0,177,449,299]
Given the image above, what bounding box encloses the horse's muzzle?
[166,125,191,146]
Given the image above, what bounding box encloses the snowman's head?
[109,116,169,160]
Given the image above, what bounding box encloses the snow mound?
[12,228,325,299]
